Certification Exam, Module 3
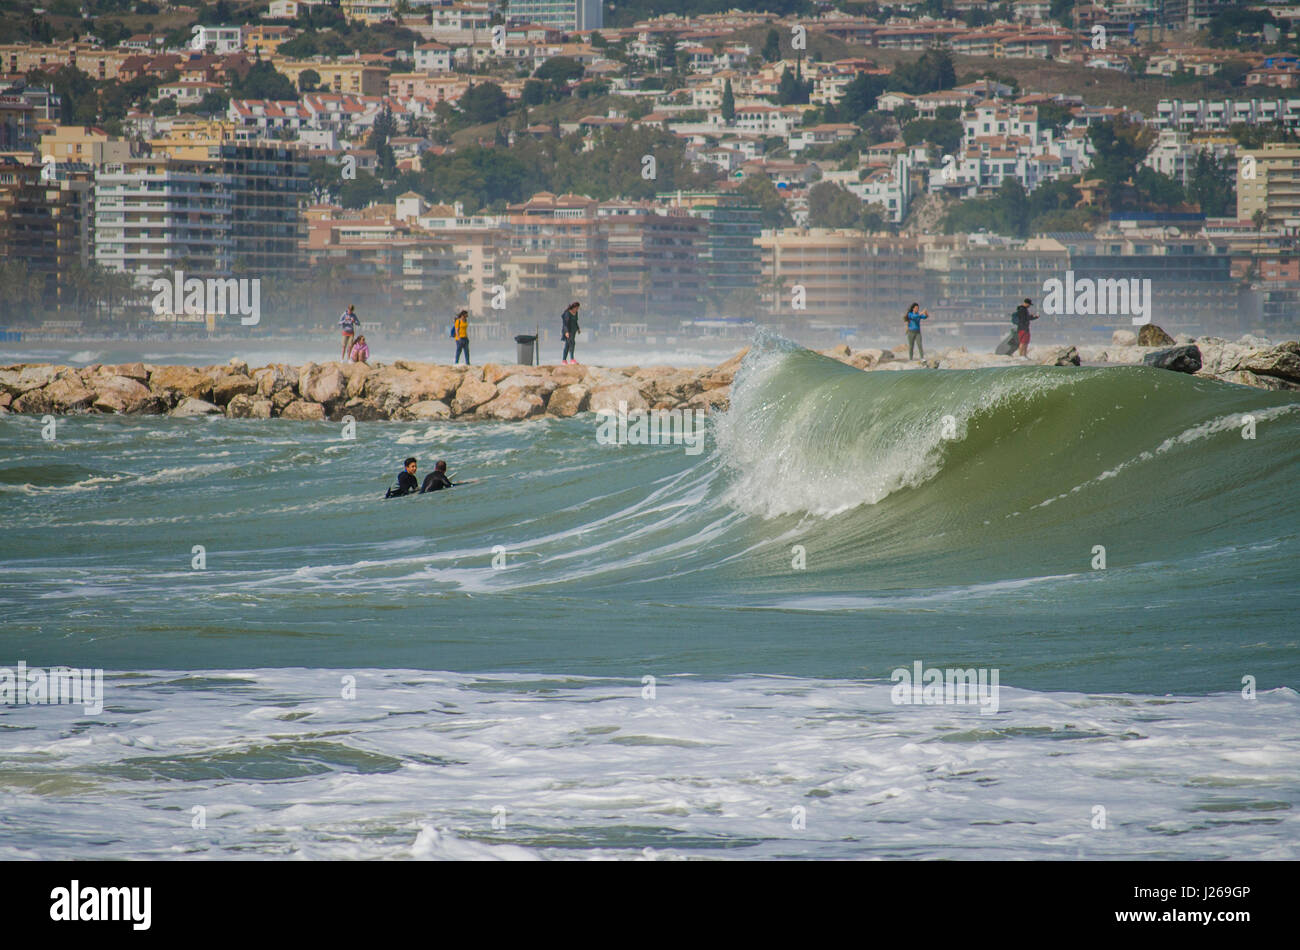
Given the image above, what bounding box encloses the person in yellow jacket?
[453,309,470,365]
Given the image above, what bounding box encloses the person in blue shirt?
[904,303,929,361]
[339,305,361,361]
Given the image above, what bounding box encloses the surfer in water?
[386,457,422,497]
[419,460,457,493]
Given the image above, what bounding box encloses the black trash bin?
[514,334,538,366]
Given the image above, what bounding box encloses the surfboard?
[995,329,1019,355]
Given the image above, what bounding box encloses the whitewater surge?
[0,670,1295,860]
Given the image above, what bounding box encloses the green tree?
[1187,150,1234,217]
[762,28,781,63]
[889,47,956,95]
[534,56,584,83]
[1087,119,1150,207]
[901,118,962,156]
[232,61,297,100]
[298,68,321,92]
[775,66,811,105]
[458,82,510,125]
[721,78,735,123]
[736,174,793,229]
[829,71,888,124]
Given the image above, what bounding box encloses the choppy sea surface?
[2,335,1297,859]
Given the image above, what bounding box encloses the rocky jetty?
[2,331,1297,420]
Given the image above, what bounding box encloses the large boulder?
[1110,329,1138,347]
[1137,324,1175,347]
[480,363,532,386]
[399,399,452,421]
[687,386,730,413]
[848,348,892,369]
[697,348,748,390]
[299,363,347,406]
[494,373,557,397]
[477,389,544,420]
[254,364,296,397]
[1192,338,1259,376]
[546,364,587,387]
[640,369,702,404]
[150,365,213,401]
[363,365,461,412]
[335,397,387,422]
[1240,341,1300,384]
[1209,370,1300,392]
[227,357,249,376]
[589,383,650,415]
[547,383,590,417]
[1042,345,1081,367]
[451,376,497,416]
[271,387,297,413]
[1143,344,1202,374]
[279,399,326,420]
[212,373,258,406]
[45,376,97,412]
[106,362,149,382]
[92,375,157,414]
[0,365,60,396]
[226,394,273,418]
[171,397,222,417]
[11,387,53,413]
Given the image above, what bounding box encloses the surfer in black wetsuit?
[419,459,456,493]
[385,457,421,498]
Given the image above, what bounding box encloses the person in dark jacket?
[419,459,457,493]
[1013,298,1038,358]
[560,301,580,364]
[385,457,420,498]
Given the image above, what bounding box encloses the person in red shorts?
[1013,298,1038,359]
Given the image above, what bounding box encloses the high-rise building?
[150,136,310,282]
[674,191,763,305]
[217,143,310,281]
[1238,143,1300,231]
[756,227,871,324]
[597,202,707,321]
[505,0,602,32]
[93,156,234,285]
[0,156,60,305]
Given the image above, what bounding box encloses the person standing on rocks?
[1013,298,1038,359]
[561,301,581,365]
[339,305,361,361]
[904,302,928,361]
[453,310,470,365]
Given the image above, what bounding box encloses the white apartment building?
[505,0,602,31]
[93,157,233,285]
[413,42,453,72]
[1143,129,1238,184]
[190,25,243,54]
[1154,97,1300,130]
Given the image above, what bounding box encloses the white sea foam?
[0,669,1293,860]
